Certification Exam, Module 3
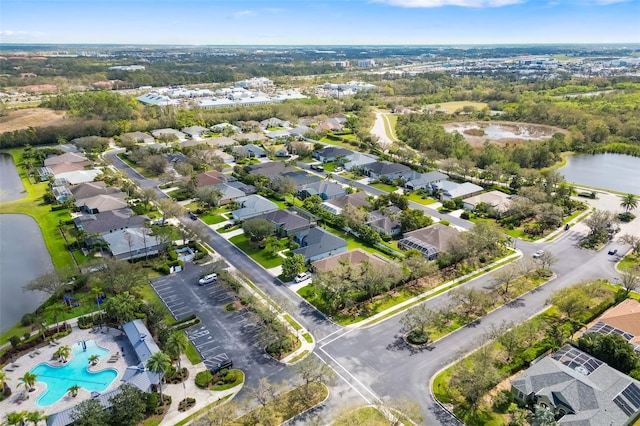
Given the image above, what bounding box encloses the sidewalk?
[351,249,523,329]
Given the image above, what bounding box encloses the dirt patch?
[0,108,68,133]
[444,121,569,148]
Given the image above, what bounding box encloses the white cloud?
[233,10,254,18]
[593,0,631,4]
[0,30,44,38]
[375,0,524,7]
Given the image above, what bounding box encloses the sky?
[1,0,639,45]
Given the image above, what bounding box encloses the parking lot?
[150,265,291,387]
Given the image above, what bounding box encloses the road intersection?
[107,149,637,424]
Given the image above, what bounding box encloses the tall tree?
[71,398,110,426]
[19,372,37,392]
[108,384,147,426]
[104,292,140,325]
[165,332,189,371]
[140,188,158,211]
[242,218,274,242]
[157,198,186,221]
[25,410,45,426]
[146,351,171,403]
[620,193,639,214]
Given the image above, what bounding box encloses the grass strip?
[173,395,231,426]
[288,350,310,364]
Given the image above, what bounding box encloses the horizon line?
[1,42,640,47]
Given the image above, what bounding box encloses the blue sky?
[1,0,639,45]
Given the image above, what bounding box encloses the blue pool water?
[31,340,118,407]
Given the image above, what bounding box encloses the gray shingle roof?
[293,227,347,260]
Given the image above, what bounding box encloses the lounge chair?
[35,349,41,355]
[5,367,14,372]
[29,352,36,358]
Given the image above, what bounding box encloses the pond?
[559,153,640,195]
[0,152,26,202]
[1,153,51,332]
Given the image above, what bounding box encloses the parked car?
[310,164,324,172]
[334,166,344,172]
[188,211,198,220]
[294,272,311,283]
[209,358,233,374]
[532,250,545,258]
[608,248,618,255]
[198,273,217,285]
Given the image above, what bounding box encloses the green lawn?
[319,135,349,148]
[562,208,586,225]
[618,254,640,273]
[369,182,398,192]
[333,407,389,426]
[199,211,228,225]
[228,234,284,269]
[323,162,336,172]
[322,224,392,260]
[381,113,399,143]
[406,192,437,205]
[117,153,151,177]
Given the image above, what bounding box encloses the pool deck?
[1,324,243,425]
[0,326,134,417]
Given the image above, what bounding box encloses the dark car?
[188,211,198,220]
[209,359,233,374]
[608,248,618,255]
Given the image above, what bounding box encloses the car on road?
[198,273,217,285]
[533,250,545,258]
[294,272,311,283]
[188,211,198,220]
[209,359,233,375]
[608,248,618,255]
[310,164,324,172]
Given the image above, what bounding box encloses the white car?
[294,272,311,283]
[532,250,545,258]
[198,273,217,286]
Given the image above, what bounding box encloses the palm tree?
[88,354,100,366]
[621,193,638,213]
[92,286,104,327]
[19,372,37,392]
[165,332,189,371]
[67,384,80,397]
[0,370,9,393]
[146,351,171,404]
[56,345,71,363]
[5,411,27,426]
[26,410,45,426]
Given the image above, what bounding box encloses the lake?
[0,152,26,202]
[0,153,51,332]
[559,153,640,195]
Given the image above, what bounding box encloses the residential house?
[245,161,295,178]
[38,166,54,181]
[195,171,229,188]
[265,129,291,140]
[463,190,513,212]
[342,152,377,171]
[179,139,206,148]
[74,210,149,236]
[293,227,348,263]
[287,126,311,137]
[260,117,291,129]
[298,181,347,201]
[212,149,234,164]
[398,223,460,260]
[232,144,267,158]
[405,171,448,191]
[510,345,640,425]
[165,153,187,164]
[367,206,402,237]
[48,162,86,175]
[362,161,412,181]
[101,228,164,260]
[255,209,313,237]
[317,117,345,132]
[271,144,290,157]
[211,123,241,133]
[233,132,266,143]
[311,248,389,274]
[214,183,246,205]
[281,171,321,189]
[206,136,237,147]
[52,143,82,153]
[69,181,120,200]
[313,146,352,163]
[151,128,186,141]
[55,169,103,185]
[434,181,484,201]
[226,181,258,196]
[181,126,209,138]
[287,141,315,156]
[43,152,91,167]
[321,191,371,215]
[583,299,640,350]
[121,131,154,144]
[231,195,279,221]
[76,193,128,214]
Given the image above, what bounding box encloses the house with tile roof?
[511,345,640,425]
[311,248,389,273]
[293,227,348,263]
[398,223,460,260]
[76,193,128,214]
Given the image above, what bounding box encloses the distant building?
[333,60,350,68]
[357,59,376,68]
[108,65,145,71]
[235,77,274,88]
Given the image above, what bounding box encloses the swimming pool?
[31,340,118,407]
